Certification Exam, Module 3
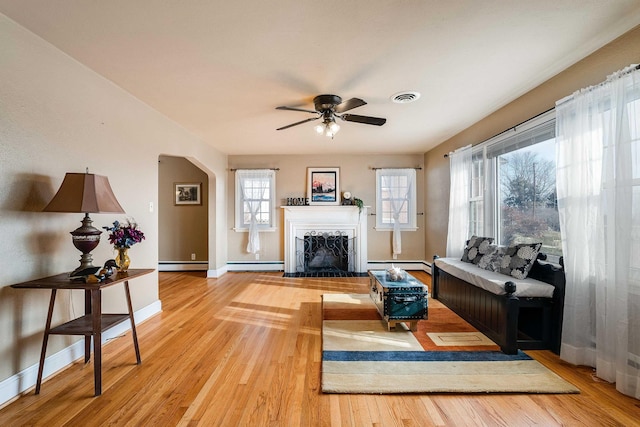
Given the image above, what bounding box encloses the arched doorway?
[158,155,209,271]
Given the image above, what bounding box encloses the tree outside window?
[498,140,561,255]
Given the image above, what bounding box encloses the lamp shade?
[43,173,125,214]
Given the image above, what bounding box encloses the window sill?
[374,227,418,232]
[233,227,277,233]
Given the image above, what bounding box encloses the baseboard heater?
[158,261,208,271]
[367,260,431,274]
[227,261,284,272]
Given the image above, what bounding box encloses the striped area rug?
[322,294,579,394]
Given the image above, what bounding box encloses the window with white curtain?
[469,152,484,237]
[471,110,562,256]
[375,168,417,230]
[235,169,276,231]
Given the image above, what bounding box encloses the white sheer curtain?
[237,169,272,255]
[556,64,640,399]
[378,169,415,259]
[446,145,472,257]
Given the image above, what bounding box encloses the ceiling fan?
[276,94,386,137]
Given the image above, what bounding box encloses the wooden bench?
[432,255,565,354]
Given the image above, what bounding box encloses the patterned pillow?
[461,236,495,264]
[498,242,542,279]
[478,246,503,272]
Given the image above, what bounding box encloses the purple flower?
[103,219,145,248]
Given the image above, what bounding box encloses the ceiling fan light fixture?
[276,94,386,134]
[317,119,340,138]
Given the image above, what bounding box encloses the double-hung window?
[235,169,276,231]
[375,168,417,230]
[469,152,485,237]
[471,110,562,256]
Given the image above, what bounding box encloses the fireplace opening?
[294,231,355,275]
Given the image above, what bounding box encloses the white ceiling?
[2,1,640,155]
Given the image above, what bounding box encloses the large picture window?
[472,111,561,256]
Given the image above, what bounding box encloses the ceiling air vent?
[391,91,421,104]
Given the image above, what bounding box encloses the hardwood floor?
[1,271,639,426]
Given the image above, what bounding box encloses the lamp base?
[69,213,102,277]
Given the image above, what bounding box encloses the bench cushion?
[434,257,555,298]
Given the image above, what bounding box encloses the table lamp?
[43,170,125,277]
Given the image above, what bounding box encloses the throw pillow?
[461,236,495,264]
[478,246,503,272]
[498,242,542,279]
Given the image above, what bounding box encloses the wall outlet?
[191,253,196,261]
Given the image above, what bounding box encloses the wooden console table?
[11,268,154,396]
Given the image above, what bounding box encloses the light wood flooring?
[1,271,639,426]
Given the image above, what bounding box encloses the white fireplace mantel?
[281,205,368,274]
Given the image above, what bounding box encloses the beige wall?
[228,154,425,262]
[3,6,639,401]
[424,25,640,260]
[158,155,208,262]
[0,14,227,385]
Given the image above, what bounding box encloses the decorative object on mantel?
[386,264,406,282]
[286,197,309,206]
[103,219,145,274]
[341,191,353,205]
[341,191,364,213]
[43,169,125,278]
[308,167,340,205]
[353,197,364,213]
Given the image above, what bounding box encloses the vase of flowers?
[115,247,131,273]
[103,219,145,273]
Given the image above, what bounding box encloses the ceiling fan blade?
[341,114,386,126]
[334,98,366,113]
[276,116,320,130]
[276,106,318,114]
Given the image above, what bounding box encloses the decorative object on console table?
[115,248,130,273]
[43,170,125,278]
[307,167,340,205]
[174,182,201,205]
[103,219,145,274]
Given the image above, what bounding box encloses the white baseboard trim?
[0,300,162,408]
[207,264,228,278]
[214,260,432,276]
[158,261,208,272]
[199,260,435,278]
[367,260,431,274]
[227,261,284,272]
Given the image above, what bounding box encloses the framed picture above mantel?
[307,167,340,205]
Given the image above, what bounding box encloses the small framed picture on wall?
[175,183,201,205]
[307,167,340,205]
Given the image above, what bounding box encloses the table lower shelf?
[49,314,130,335]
